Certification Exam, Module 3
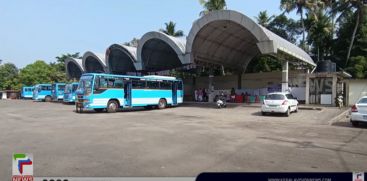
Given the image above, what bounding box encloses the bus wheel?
[158,99,167,109]
[107,100,119,113]
[45,96,52,102]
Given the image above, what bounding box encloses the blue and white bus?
[76,73,183,113]
[21,86,34,99]
[63,82,79,103]
[33,84,52,102]
[51,83,66,101]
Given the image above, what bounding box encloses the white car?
[261,92,299,116]
[350,96,367,127]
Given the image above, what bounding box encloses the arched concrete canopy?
[106,44,141,74]
[137,31,186,71]
[65,58,84,79]
[82,51,107,73]
[185,10,316,71]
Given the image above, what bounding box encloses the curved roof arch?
[106,44,141,74]
[137,31,187,71]
[65,57,84,79]
[185,10,315,70]
[82,51,107,73]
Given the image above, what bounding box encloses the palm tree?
[159,21,184,37]
[255,11,275,28]
[199,0,227,16]
[305,9,333,62]
[280,0,315,49]
[333,0,365,66]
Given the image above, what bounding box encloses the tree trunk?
[301,12,305,50]
[345,11,360,67]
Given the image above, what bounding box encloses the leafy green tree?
[333,7,367,68]
[0,63,19,90]
[159,21,184,37]
[18,60,55,86]
[344,56,367,78]
[53,52,81,72]
[199,0,227,16]
[268,14,302,43]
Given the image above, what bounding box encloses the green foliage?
[160,21,184,37]
[0,63,20,90]
[305,9,333,62]
[344,56,367,78]
[199,0,226,16]
[18,60,54,86]
[268,14,302,43]
[123,38,140,47]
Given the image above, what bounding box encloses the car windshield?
[78,75,93,94]
[358,98,367,104]
[265,94,285,100]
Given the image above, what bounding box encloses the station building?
[65,10,363,106]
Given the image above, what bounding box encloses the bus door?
[124,80,132,107]
[172,81,178,105]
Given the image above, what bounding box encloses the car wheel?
[158,99,167,109]
[285,108,290,117]
[261,112,266,116]
[351,120,359,127]
[107,100,119,113]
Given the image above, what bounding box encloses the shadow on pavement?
[332,121,367,129]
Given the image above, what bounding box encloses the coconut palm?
[305,9,333,62]
[159,21,184,37]
[333,0,365,66]
[199,0,227,16]
[280,0,315,49]
[255,11,275,28]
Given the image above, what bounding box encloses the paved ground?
[0,100,366,178]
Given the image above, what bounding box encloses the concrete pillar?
[332,75,337,107]
[281,60,289,92]
[305,74,310,105]
[237,72,243,89]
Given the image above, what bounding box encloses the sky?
[0,0,297,68]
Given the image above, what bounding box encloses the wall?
[347,79,367,105]
[183,71,307,99]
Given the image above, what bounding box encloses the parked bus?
[21,86,34,99]
[33,84,52,102]
[75,73,183,113]
[51,83,66,101]
[63,82,79,103]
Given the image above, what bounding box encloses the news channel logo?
[353,172,365,181]
[12,153,33,181]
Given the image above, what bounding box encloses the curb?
[328,109,350,125]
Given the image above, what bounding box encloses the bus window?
[147,81,159,89]
[114,78,124,88]
[59,85,65,91]
[160,81,172,90]
[132,80,146,89]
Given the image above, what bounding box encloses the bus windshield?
[79,75,93,94]
[64,84,72,94]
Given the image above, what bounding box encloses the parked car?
[261,92,299,116]
[350,96,367,127]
